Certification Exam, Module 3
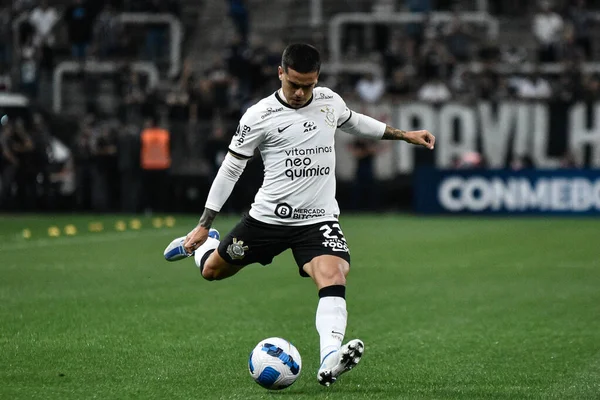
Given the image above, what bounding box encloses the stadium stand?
[1,0,600,213]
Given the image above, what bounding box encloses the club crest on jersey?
[227,238,249,260]
[321,106,336,128]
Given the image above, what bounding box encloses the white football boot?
[317,339,364,386]
[163,229,220,261]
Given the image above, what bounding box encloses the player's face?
[278,66,318,108]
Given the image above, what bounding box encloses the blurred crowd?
[1,0,600,212]
[0,112,60,211]
[0,0,181,100]
[334,0,600,104]
[3,0,599,118]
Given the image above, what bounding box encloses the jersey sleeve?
[332,90,386,139]
[334,93,353,128]
[228,109,265,159]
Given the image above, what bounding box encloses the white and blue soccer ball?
[248,337,302,390]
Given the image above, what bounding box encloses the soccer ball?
[248,337,302,390]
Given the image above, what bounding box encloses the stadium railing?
[455,61,600,75]
[307,0,491,27]
[327,12,499,74]
[320,61,383,88]
[52,61,159,114]
[12,11,182,79]
[116,13,183,79]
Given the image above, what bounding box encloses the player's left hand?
[404,130,435,150]
[183,225,209,254]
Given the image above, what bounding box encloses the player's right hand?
[404,130,435,150]
[183,225,209,254]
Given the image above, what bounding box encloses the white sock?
[193,237,220,269]
[316,296,348,364]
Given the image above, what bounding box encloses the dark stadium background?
[2,0,600,214]
[1,1,599,399]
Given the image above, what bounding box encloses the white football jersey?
[228,87,353,226]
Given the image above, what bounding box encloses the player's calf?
[200,252,244,281]
[193,230,243,281]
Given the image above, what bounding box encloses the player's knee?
[201,254,237,281]
[310,257,349,286]
[200,253,220,281]
[340,262,350,277]
[328,265,348,285]
[329,267,347,286]
[201,259,221,281]
[201,266,218,281]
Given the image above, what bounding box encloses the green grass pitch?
[1,214,599,399]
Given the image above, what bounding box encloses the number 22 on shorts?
[319,223,349,253]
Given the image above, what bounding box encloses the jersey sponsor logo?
[283,146,332,156]
[226,238,249,260]
[261,106,284,119]
[274,203,293,218]
[278,123,293,133]
[234,124,251,146]
[292,208,326,219]
[283,146,333,181]
[321,106,336,128]
[303,121,317,133]
[314,92,334,100]
[320,223,349,253]
[274,204,326,220]
[284,160,331,181]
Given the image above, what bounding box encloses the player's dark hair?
[281,44,321,74]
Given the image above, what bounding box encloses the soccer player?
[164,43,435,386]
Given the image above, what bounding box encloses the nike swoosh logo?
[278,124,293,133]
[332,331,344,335]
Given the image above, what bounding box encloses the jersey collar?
[275,90,313,109]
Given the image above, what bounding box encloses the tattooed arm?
[382,126,407,140]
[382,125,435,150]
[181,208,219,253]
[198,208,218,229]
[336,108,435,150]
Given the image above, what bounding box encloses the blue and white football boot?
[163,229,220,262]
[317,339,364,387]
